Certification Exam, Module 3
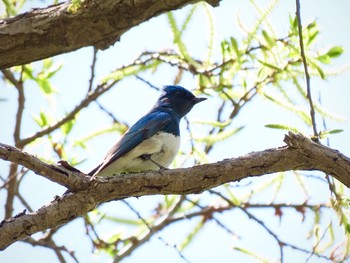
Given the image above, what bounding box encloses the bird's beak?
[193,97,207,104]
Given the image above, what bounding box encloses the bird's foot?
[141,154,168,170]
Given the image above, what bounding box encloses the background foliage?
[1,0,350,262]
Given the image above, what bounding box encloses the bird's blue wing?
[93,111,172,174]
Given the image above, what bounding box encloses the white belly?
[97,132,180,176]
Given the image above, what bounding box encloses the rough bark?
[0,132,349,250]
[0,0,221,69]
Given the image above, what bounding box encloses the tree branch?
[0,0,221,69]
[295,0,318,140]
[0,132,349,250]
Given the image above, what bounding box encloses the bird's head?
[157,85,207,118]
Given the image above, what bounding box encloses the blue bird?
[89,85,206,178]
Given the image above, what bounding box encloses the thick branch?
[0,132,349,250]
[0,0,221,69]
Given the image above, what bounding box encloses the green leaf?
[224,185,241,206]
[74,140,87,149]
[257,59,282,71]
[305,20,319,46]
[106,232,122,244]
[37,77,55,94]
[317,54,331,65]
[319,129,343,139]
[68,0,83,13]
[230,37,239,55]
[314,63,326,79]
[262,30,274,48]
[198,74,213,89]
[327,129,343,134]
[193,147,210,164]
[74,122,128,147]
[102,60,160,83]
[167,10,196,63]
[46,64,63,79]
[194,126,244,146]
[221,39,232,61]
[60,118,76,136]
[104,216,144,226]
[265,124,300,133]
[317,46,344,65]
[33,111,49,128]
[192,119,231,128]
[2,0,25,16]
[43,58,53,69]
[346,224,350,234]
[326,46,344,58]
[201,2,214,63]
[178,219,204,251]
[289,15,298,36]
[233,247,270,263]
[263,93,312,126]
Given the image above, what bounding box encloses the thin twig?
[184,117,196,161]
[209,190,333,261]
[84,214,108,252]
[1,68,25,219]
[295,0,318,140]
[305,223,332,262]
[14,169,33,212]
[135,75,160,91]
[184,197,240,239]
[95,100,120,123]
[23,236,78,263]
[116,197,191,263]
[318,94,338,198]
[88,47,98,93]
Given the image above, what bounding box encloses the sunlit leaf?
[38,77,55,94]
[289,15,298,36]
[60,117,76,136]
[179,219,204,251]
[33,111,49,128]
[246,0,279,47]
[167,9,198,65]
[317,54,331,65]
[263,93,312,126]
[104,216,144,226]
[306,20,319,46]
[74,122,128,147]
[326,46,344,58]
[265,124,300,133]
[102,61,160,83]
[201,2,214,63]
[308,60,326,79]
[233,247,270,263]
[221,39,232,61]
[257,59,282,71]
[193,147,211,164]
[224,185,241,206]
[192,119,231,128]
[194,126,244,146]
[230,37,240,57]
[319,129,343,139]
[67,0,83,13]
[262,30,274,48]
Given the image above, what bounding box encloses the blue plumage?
[90,85,206,177]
